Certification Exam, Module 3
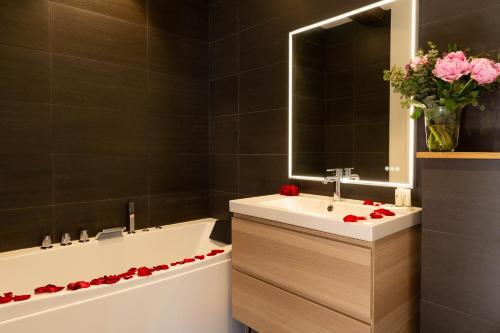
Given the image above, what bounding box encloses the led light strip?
[288,0,418,189]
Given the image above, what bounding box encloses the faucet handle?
[326,168,343,177]
[79,229,89,243]
[41,235,52,249]
[61,233,72,246]
[344,168,360,180]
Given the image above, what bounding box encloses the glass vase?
[424,106,462,152]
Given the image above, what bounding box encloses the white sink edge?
[229,194,422,242]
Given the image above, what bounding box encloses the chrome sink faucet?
[323,168,343,201]
[323,168,360,202]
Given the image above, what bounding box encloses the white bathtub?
[0,218,244,333]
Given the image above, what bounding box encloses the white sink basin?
[230,194,421,241]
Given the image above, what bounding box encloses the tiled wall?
[0,0,209,252]
[418,0,500,331]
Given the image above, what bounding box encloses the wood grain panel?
[373,226,421,333]
[232,270,370,333]
[232,217,372,322]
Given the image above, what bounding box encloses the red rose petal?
[370,212,384,219]
[153,264,169,271]
[90,278,104,286]
[103,275,121,284]
[0,295,13,304]
[343,215,358,223]
[67,281,90,291]
[137,267,152,277]
[194,255,205,260]
[207,249,225,256]
[13,294,31,302]
[122,276,134,280]
[373,208,395,216]
[182,258,195,264]
[363,200,374,206]
[35,284,64,294]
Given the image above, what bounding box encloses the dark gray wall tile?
[419,0,500,25]
[52,54,147,109]
[211,35,237,79]
[148,0,208,41]
[422,229,500,324]
[419,5,500,54]
[239,12,296,71]
[52,105,147,156]
[211,75,238,116]
[239,109,287,154]
[149,154,208,194]
[0,44,50,103]
[238,0,298,31]
[52,0,147,24]
[0,0,49,50]
[421,300,500,333]
[239,62,287,114]
[149,28,208,78]
[149,191,209,226]
[211,116,238,154]
[0,101,51,155]
[422,160,500,239]
[239,155,288,196]
[0,154,52,210]
[51,3,147,67]
[210,0,237,41]
[149,70,207,115]
[0,206,53,252]
[54,154,147,204]
[353,123,389,153]
[210,154,238,192]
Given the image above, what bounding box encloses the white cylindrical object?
[395,188,403,207]
[403,189,412,207]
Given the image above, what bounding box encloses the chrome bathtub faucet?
[128,201,136,234]
[79,229,89,243]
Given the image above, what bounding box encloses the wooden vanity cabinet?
[231,214,421,333]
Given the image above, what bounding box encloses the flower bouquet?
[384,42,500,152]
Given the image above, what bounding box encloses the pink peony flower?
[433,51,470,83]
[410,55,428,70]
[469,58,500,85]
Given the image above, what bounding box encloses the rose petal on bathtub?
[13,294,31,302]
[370,212,384,219]
[0,295,13,304]
[35,284,64,294]
[103,275,121,284]
[207,249,225,256]
[195,255,205,260]
[357,216,367,220]
[3,292,13,297]
[138,267,152,277]
[122,276,134,280]
[182,258,195,264]
[67,281,91,291]
[363,200,374,205]
[90,278,104,286]
[153,265,169,271]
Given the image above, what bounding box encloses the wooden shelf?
[417,152,500,160]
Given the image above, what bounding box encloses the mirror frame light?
[288,0,418,189]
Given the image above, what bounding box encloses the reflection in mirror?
[289,0,416,188]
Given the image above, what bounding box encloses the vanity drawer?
[232,218,372,322]
[232,270,370,333]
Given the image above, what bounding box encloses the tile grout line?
[49,1,56,240]
[236,0,241,197]
[208,1,213,216]
[146,0,151,228]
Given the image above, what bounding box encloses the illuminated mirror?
[289,0,417,188]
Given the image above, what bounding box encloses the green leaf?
[410,107,423,119]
